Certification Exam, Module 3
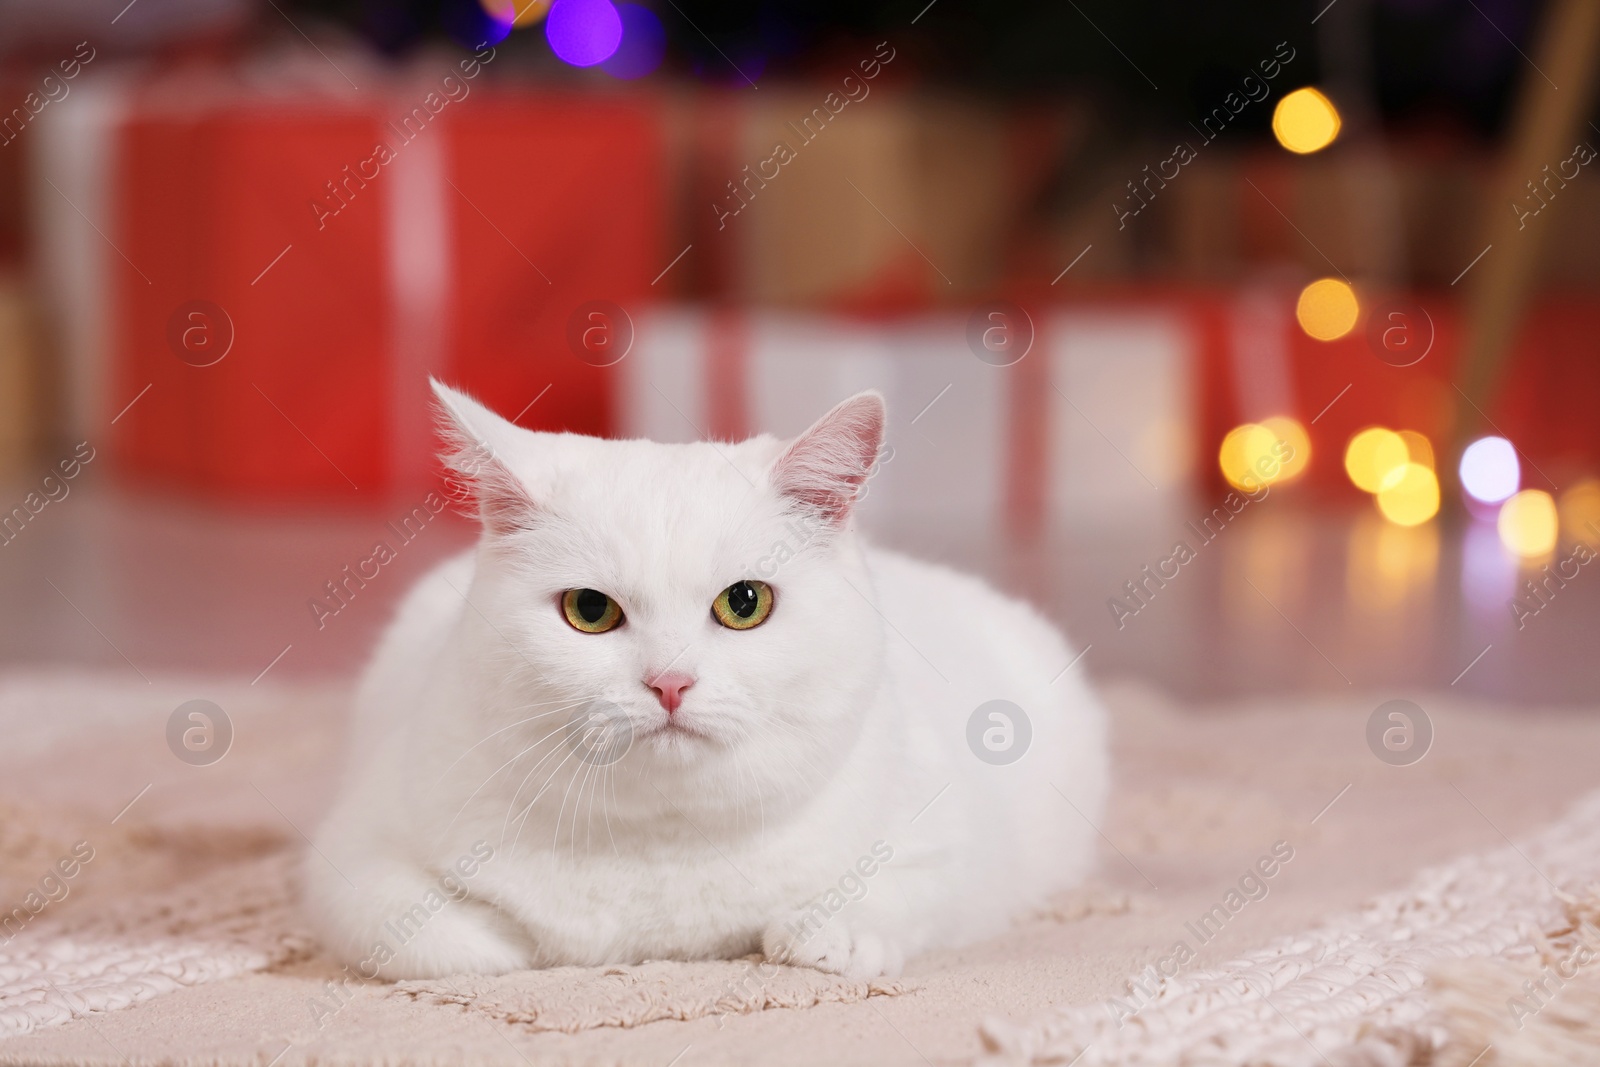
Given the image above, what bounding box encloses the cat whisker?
[506,740,589,860]
[426,699,590,796]
[601,761,620,857]
[433,712,588,848]
[579,756,601,855]
[734,744,765,840]
[555,746,596,859]
[587,754,620,856]
[583,756,607,855]
[436,726,586,851]
[499,722,590,850]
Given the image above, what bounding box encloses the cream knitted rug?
[0,811,315,1038]
[1428,890,1600,1067]
[0,807,905,1043]
[977,790,1600,1067]
[5,671,1600,1067]
[395,959,907,1032]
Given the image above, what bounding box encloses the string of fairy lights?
[1217,84,1599,562]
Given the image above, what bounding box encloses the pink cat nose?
[647,672,695,714]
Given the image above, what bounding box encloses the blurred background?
[1,0,1597,702]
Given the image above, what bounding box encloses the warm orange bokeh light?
[1345,427,1408,494]
[1273,87,1342,154]
[481,0,553,27]
[1376,463,1440,526]
[1499,490,1559,558]
[1296,278,1359,341]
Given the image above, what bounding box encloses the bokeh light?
[1376,463,1440,526]
[517,0,555,26]
[1272,87,1342,154]
[1497,489,1558,557]
[601,3,666,79]
[1459,436,1520,505]
[1260,416,1311,484]
[1397,430,1434,470]
[1295,278,1359,341]
[1218,423,1280,492]
[546,0,623,66]
[480,0,553,27]
[1559,480,1600,547]
[1345,427,1409,493]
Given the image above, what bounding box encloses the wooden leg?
[1454,0,1600,454]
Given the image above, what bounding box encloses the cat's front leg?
[378,891,536,978]
[306,852,536,979]
[759,905,906,979]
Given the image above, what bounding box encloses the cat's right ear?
[430,379,538,534]
[769,391,887,527]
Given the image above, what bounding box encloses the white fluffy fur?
[305,382,1108,980]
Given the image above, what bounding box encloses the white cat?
[305,381,1108,981]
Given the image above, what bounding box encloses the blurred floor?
[0,487,1594,704]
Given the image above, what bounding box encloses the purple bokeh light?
[546,0,623,67]
[600,4,666,80]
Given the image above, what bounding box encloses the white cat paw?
[376,900,535,979]
[760,912,904,979]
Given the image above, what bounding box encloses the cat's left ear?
[430,379,538,534]
[769,391,886,526]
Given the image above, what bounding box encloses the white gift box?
[620,306,1198,535]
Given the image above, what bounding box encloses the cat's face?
[434,382,888,819]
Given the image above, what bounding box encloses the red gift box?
[109,76,663,499]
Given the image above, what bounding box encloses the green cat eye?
[712,580,774,630]
[562,589,624,634]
